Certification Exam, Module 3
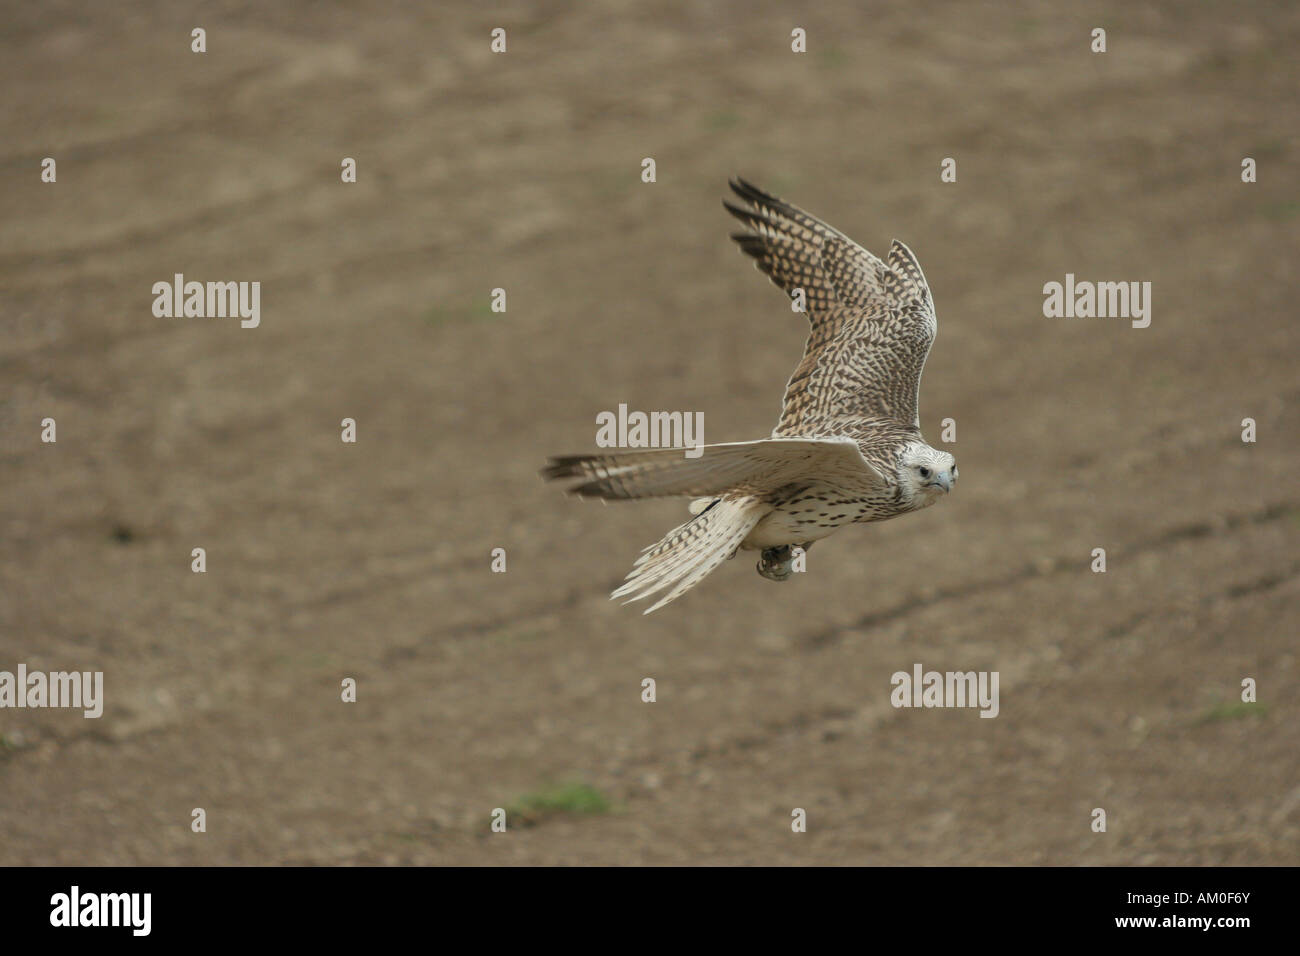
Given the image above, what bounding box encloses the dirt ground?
[1,0,1297,865]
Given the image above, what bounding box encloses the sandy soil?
[1,0,1297,864]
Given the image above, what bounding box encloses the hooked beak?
[926,472,953,493]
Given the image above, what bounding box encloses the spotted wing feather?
[725,177,936,433]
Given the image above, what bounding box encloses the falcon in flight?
[543,178,957,612]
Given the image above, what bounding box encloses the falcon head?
[898,442,958,504]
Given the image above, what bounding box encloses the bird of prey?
[543,178,957,613]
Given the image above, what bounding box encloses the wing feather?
[725,178,937,432]
[542,437,886,500]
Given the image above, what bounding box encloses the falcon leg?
[757,545,795,582]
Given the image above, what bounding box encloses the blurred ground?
[0,0,1297,865]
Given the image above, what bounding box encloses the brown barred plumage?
[544,179,958,612]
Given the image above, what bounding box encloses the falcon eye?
[918,466,931,478]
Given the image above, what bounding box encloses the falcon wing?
[542,436,887,501]
[724,177,936,434]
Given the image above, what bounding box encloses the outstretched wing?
[542,437,887,501]
[724,177,936,434]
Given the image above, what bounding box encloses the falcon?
[543,178,957,613]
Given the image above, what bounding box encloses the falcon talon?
[757,546,795,582]
[544,177,960,613]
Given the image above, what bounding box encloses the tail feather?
[612,496,770,613]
